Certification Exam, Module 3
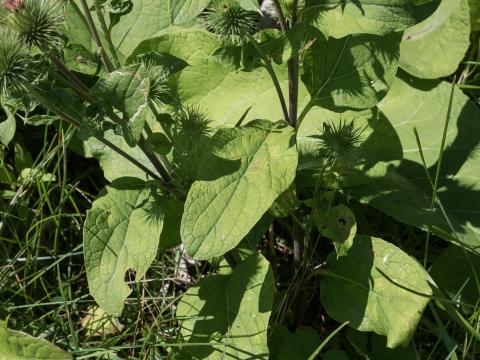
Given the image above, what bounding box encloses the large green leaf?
[129,30,293,127]
[348,74,480,252]
[83,179,165,316]
[177,253,274,359]
[302,32,401,111]
[378,75,478,166]
[181,120,298,259]
[177,59,291,126]
[92,64,150,147]
[304,0,439,38]
[400,0,471,79]
[0,322,70,360]
[320,235,432,348]
[110,0,209,57]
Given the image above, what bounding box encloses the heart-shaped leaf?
[181,120,298,259]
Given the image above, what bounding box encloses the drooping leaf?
[83,178,165,316]
[320,235,432,348]
[92,64,150,147]
[181,120,298,259]
[177,253,274,359]
[400,0,471,79]
[159,197,184,250]
[348,73,480,252]
[0,322,71,360]
[304,0,440,38]
[301,32,401,111]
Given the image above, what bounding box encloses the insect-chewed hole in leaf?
[124,268,137,290]
[338,218,346,226]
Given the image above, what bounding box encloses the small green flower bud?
[142,61,170,106]
[0,29,35,96]
[205,0,258,44]
[311,119,365,174]
[177,105,211,138]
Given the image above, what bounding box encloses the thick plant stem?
[288,58,299,128]
[247,34,289,123]
[288,0,299,128]
[79,0,115,72]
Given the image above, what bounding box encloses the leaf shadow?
[347,95,480,253]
